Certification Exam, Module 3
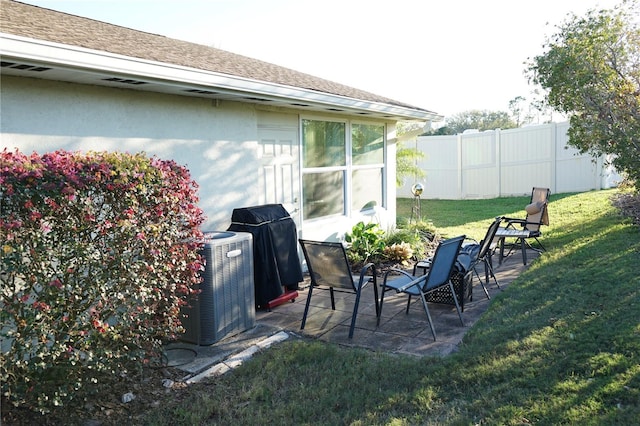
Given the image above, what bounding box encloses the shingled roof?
[0,0,440,120]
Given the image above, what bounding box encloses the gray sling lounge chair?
[496,187,551,265]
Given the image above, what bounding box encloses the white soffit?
[0,34,442,122]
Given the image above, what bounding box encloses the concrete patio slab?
[166,251,536,379]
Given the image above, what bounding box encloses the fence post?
[551,122,558,194]
[596,155,603,190]
[495,128,502,197]
[457,133,463,198]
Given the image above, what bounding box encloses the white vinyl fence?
[398,122,620,199]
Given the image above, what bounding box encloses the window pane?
[352,123,384,165]
[303,171,344,219]
[352,168,383,212]
[302,119,346,168]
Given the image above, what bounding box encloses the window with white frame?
[301,119,385,220]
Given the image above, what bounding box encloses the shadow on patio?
[166,250,536,378]
[256,251,533,357]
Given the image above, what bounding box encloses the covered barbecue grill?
[227,204,303,309]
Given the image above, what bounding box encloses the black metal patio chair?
[457,216,503,299]
[377,235,465,341]
[298,239,379,339]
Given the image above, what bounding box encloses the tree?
[527,0,640,187]
[396,141,425,187]
[395,121,427,187]
[508,95,540,126]
[435,110,518,135]
[508,96,528,127]
[528,89,556,124]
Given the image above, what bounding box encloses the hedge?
[1,149,205,413]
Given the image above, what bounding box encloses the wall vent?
[184,89,218,95]
[1,61,51,72]
[101,77,147,85]
[242,97,271,102]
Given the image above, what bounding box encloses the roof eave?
[1,34,443,122]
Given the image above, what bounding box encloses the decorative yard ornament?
[410,183,424,223]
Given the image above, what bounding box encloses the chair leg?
[418,291,437,341]
[405,295,412,314]
[473,266,491,299]
[457,275,467,312]
[329,287,336,310]
[501,237,523,263]
[485,258,501,289]
[533,237,546,252]
[376,285,386,326]
[507,235,550,265]
[484,258,489,286]
[522,238,545,262]
[349,288,362,339]
[372,279,380,318]
[449,281,464,327]
[300,284,314,330]
[471,274,475,302]
[520,238,528,265]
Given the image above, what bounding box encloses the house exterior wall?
[398,122,618,199]
[2,75,260,231]
[1,76,398,238]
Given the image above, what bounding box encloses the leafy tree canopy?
[396,141,425,187]
[429,110,518,135]
[395,122,427,187]
[527,0,640,187]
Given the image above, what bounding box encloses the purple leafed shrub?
[0,149,205,412]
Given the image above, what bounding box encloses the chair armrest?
[502,216,524,223]
[358,262,377,285]
[383,268,426,293]
[502,217,526,229]
[412,257,432,275]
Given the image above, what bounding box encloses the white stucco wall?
[2,76,399,237]
[1,76,261,231]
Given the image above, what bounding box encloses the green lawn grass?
[145,189,639,425]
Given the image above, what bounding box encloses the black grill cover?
[227,204,303,308]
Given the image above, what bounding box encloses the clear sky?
[19,0,623,122]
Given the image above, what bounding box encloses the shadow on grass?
[143,190,639,425]
[456,204,640,424]
[398,192,578,228]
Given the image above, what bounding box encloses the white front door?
[257,125,301,229]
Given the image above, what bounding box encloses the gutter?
[1,33,443,122]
